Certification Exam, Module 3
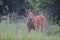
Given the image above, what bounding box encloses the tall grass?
[0,32,2,40]
[0,20,60,40]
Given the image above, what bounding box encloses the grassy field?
[0,20,60,40]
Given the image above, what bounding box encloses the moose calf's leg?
[41,24,44,33]
[28,28,31,33]
[35,25,38,32]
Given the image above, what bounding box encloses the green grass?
[0,20,60,40]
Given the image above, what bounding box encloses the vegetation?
[0,0,60,40]
[28,0,55,11]
[0,20,60,40]
[0,0,60,24]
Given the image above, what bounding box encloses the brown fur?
[26,11,46,33]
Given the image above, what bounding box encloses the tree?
[27,0,60,24]
[28,0,55,11]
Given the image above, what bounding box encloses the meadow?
[0,19,60,40]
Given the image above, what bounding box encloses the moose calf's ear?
[25,9,28,14]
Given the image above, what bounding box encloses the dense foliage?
[27,0,55,11]
[0,0,60,36]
